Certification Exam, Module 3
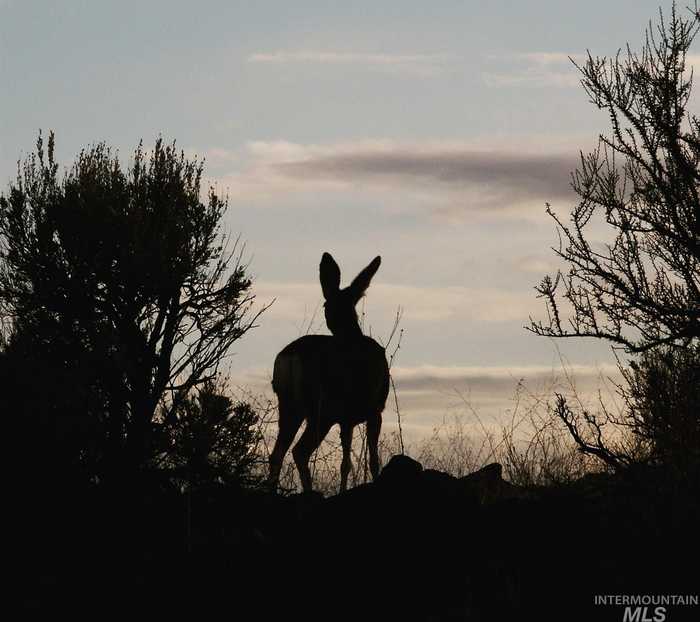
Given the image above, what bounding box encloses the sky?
[1,0,692,440]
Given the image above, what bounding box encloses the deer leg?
[366,414,382,481]
[339,424,354,492]
[267,401,303,490]
[292,419,332,493]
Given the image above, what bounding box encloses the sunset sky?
[2,0,690,439]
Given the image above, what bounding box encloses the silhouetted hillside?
[18,456,699,621]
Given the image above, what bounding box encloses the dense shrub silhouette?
[622,345,700,477]
[0,133,264,483]
[161,379,264,489]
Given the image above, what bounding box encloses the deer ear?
[348,256,381,303]
[320,252,341,299]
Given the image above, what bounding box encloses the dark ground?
[17,456,700,621]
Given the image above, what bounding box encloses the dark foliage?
[0,133,264,483]
[160,379,264,489]
[622,344,700,473]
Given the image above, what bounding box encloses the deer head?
[319,252,381,339]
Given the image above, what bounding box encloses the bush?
[0,133,263,481]
[160,379,265,489]
[621,345,700,476]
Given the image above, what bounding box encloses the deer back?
[272,334,390,426]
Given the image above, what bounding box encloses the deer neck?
[332,324,363,341]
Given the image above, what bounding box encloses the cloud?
[226,361,624,436]
[512,254,562,275]
[247,51,458,75]
[389,362,623,434]
[215,140,579,211]
[483,51,700,90]
[483,52,585,88]
[385,362,622,432]
[391,363,620,394]
[254,281,541,325]
[275,145,577,204]
[248,51,456,65]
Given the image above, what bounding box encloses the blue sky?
[1,0,690,437]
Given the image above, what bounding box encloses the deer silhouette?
[268,252,390,493]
